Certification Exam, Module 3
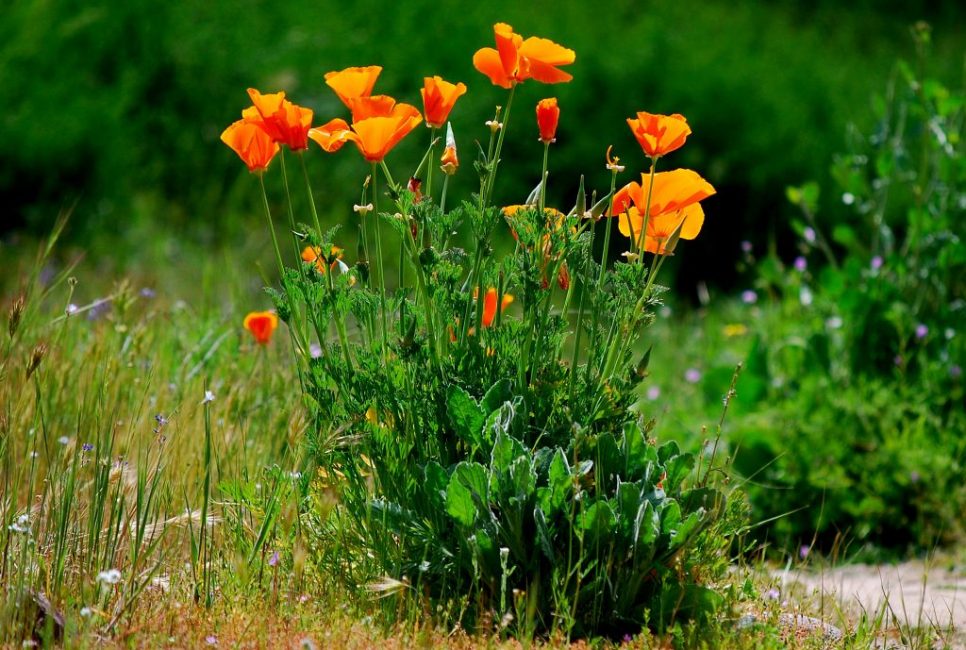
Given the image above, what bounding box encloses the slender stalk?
[539,141,550,213]
[635,158,658,263]
[584,168,620,386]
[297,152,323,238]
[426,126,437,199]
[372,162,388,359]
[482,86,516,208]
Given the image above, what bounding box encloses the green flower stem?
[426,127,437,199]
[371,162,388,360]
[297,151,324,239]
[324,260,354,368]
[539,141,550,213]
[584,167,620,386]
[482,86,516,209]
[258,172,307,358]
[439,173,450,215]
[280,152,323,357]
[635,158,658,263]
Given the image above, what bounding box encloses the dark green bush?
[731,31,965,552]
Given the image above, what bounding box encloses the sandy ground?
[779,560,965,645]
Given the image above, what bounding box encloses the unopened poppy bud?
[353,203,374,216]
[536,98,560,144]
[440,122,458,175]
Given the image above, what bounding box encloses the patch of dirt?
[780,560,965,644]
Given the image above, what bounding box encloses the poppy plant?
[473,23,576,88]
[324,66,383,110]
[221,119,280,172]
[611,169,716,254]
[243,311,279,345]
[481,287,514,327]
[627,112,691,158]
[421,76,468,129]
[245,88,314,151]
[535,98,560,143]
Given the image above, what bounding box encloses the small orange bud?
[536,98,560,144]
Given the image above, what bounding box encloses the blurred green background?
[1,0,963,296]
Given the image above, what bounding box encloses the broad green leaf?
[446,462,488,527]
[481,378,513,415]
[424,461,449,511]
[545,449,571,514]
[490,429,527,475]
[578,501,617,542]
[447,385,484,449]
[533,507,555,561]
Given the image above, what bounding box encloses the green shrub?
[732,28,965,553]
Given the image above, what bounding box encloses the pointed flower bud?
[440,122,458,175]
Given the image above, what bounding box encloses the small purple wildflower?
[66,304,79,316]
[793,256,807,272]
[622,633,633,643]
[646,385,661,401]
[310,343,323,359]
[684,368,701,384]
[139,287,156,299]
[871,256,883,271]
[741,290,758,304]
[915,324,928,340]
[799,545,810,560]
[764,588,781,601]
[82,443,94,452]
[268,551,279,567]
[206,636,218,646]
[894,355,903,367]
[741,240,753,254]
[803,227,816,244]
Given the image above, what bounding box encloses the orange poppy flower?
[324,66,382,110]
[301,245,345,273]
[421,76,467,129]
[611,169,716,254]
[481,287,514,327]
[245,88,314,151]
[627,112,691,158]
[347,95,398,122]
[473,23,575,89]
[221,119,280,172]
[311,95,423,163]
[535,98,560,143]
[243,311,279,345]
[308,118,353,153]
